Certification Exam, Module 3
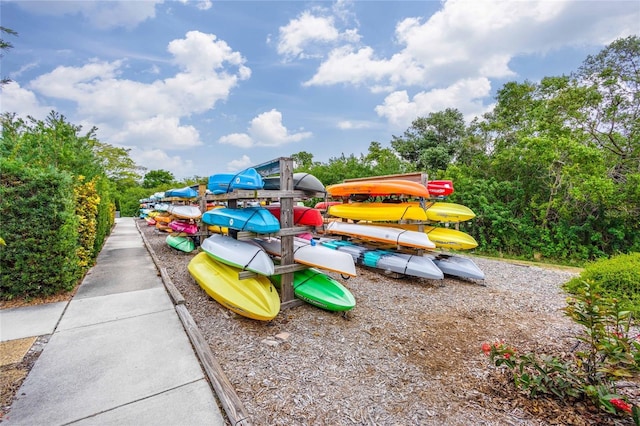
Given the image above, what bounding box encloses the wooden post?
[198,183,207,245]
[278,158,295,304]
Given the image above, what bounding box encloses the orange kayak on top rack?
[326,180,430,198]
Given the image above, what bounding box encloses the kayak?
[166,235,195,253]
[321,239,443,280]
[327,180,429,198]
[168,204,202,220]
[254,237,357,277]
[426,253,485,280]
[207,168,264,194]
[263,173,326,194]
[202,207,280,234]
[188,252,280,321]
[422,202,475,222]
[165,186,198,198]
[427,180,454,197]
[270,268,356,311]
[371,223,478,250]
[201,234,274,276]
[169,220,199,235]
[264,205,324,226]
[324,221,436,250]
[328,202,429,222]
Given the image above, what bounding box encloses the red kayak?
[314,201,341,211]
[265,205,323,226]
[427,180,454,196]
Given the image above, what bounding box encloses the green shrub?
[563,253,640,315]
[0,159,82,299]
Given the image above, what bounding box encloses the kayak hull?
[327,180,429,198]
[188,252,280,321]
[265,205,324,226]
[255,237,357,277]
[270,268,356,311]
[328,202,429,221]
[263,173,326,194]
[373,223,478,250]
[426,253,485,280]
[208,168,264,194]
[324,221,436,250]
[166,235,195,253]
[168,205,202,220]
[201,234,274,276]
[202,207,280,234]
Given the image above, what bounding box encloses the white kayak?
[254,237,357,277]
[324,221,436,250]
[201,234,275,276]
[168,204,202,219]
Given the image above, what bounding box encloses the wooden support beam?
[278,157,295,304]
[237,263,308,280]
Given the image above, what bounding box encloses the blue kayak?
[202,207,280,234]
[207,168,264,194]
[165,186,198,198]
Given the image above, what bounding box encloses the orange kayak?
[326,180,429,198]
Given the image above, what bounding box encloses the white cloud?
[217,109,312,148]
[131,147,194,176]
[227,155,253,172]
[277,5,360,61]
[375,78,494,128]
[219,133,254,148]
[305,0,638,92]
[13,0,162,30]
[1,31,252,179]
[0,81,54,119]
[337,120,373,130]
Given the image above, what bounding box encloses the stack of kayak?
[323,179,477,251]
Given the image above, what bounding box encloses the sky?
[1,0,639,180]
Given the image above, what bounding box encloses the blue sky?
[2,0,638,179]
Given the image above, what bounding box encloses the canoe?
[165,186,198,198]
[207,168,264,194]
[168,204,202,220]
[321,240,443,280]
[324,221,436,250]
[263,173,326,194]
[270,268,356,311]
[371,223,478,250]
[328,202,429,222]
[169,220,199,235]
[264,205,324,226]
[166,235,195,253]
[202,207,280,234]
[201,234,274,276]
[188,252,280,321]
[254,237,357,277]
[326,180,429,198]
[426,253,485,280]
[427,180,454,197]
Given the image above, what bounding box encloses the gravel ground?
[137,220,636,426]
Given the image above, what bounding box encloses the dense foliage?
[0,159,81,298]
[564,252,640,315]
[0,112,120,298]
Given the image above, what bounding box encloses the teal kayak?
[166,235,195,253]
[270,268,356,312]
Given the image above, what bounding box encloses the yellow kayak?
[373,223,478,250]
[327,202,475,223]
[188,252,280,321]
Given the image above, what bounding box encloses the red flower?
[610,398,633,413]
[504,352,511,359]
[481,342,491,355]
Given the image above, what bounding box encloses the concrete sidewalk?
[1,217,225,425]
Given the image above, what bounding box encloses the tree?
[573,35,640,182]
[363,141,407,176]
[292,151,315,170]
[143,169,175,189]
[1,26,17,86]
[391,108,466,172]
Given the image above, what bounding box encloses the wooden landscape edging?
[135,220,252,426]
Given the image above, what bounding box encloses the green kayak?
[166,235,195,253]
[271,268,356,312]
